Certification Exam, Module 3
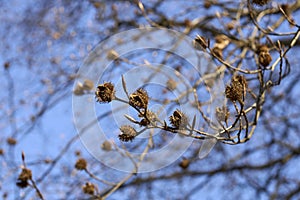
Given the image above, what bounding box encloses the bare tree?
[1,0,300,199]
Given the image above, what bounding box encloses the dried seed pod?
[226,21,235,30]
[119,125,137,142]
[252,0,270,6]
[258,45,269,53]
[169,109,188,129]
[16,168,32,188]
[225,75,248,103]
[75,158,87,170]
[95,82,115,103]
[193,35,208,50]
[139,118,150,126]
[18,168,32,182]
[257,45,272,67]
[82,182,96,195]
[129,88,149,109]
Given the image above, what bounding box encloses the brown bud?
[22,151,25,162]
[212,47,223,60]
[82,79,94,91]
[138,110,157,126]
[169,109,188,129]
[16,180,29,188]
[95,82,115,103]
[7,137,17,146]
[101,140,112,151]
[75,150,81,157]
[179,158,190,169]
[75,158,87,170]
[139,118,150,126]
[215,106,230,123]
[119,125,137,142]
[226,21,235,30]
[258,45,269,53]
[129,88,149,109]
[18,168,32,182]
[82,182,96,195]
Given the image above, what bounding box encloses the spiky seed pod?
[4,62,10,70]
[129,88,149,109]
[95,82,115,103]
[169,109,188,129]
[138,110,157,122]
[257,45,272,67]
[252,0,270,6]
[82,182,96,195]
[75,158,87,170]
[227,21,235,30]
[119,125,137,142]
[193,35,208,50]
[225,75,248,103]
[139,118,150,126]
